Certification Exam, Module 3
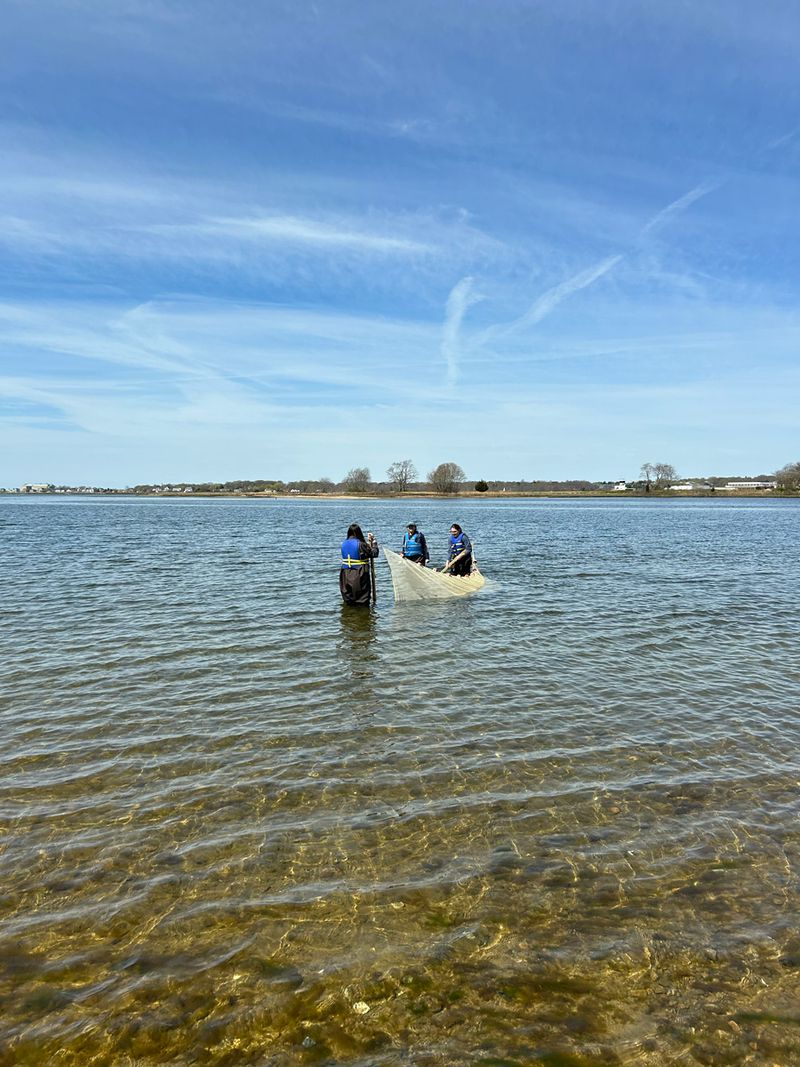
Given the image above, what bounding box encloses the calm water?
[2,496,800,1066]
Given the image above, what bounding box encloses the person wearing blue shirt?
[443,523,472,576]
[339,523,379,605]
[401,523,429,566]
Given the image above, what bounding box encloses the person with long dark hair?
[442,523,472,576]
[339,523,379,605]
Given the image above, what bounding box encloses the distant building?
[719,481,777,490]
[669,483,697,491]
[612,481,627,491]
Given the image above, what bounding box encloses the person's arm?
[443,535,470,571]
[421,534,429,562]
[443,550,466,571]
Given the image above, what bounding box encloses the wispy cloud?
[163,214,433,254]
[477,254,623,346]
[764,125,800,151]
[208,93,447,146]
[441,276,482,388]
[471,176,720,349]
[516,255,623,331]
[500,180,714,331]
[0,301,195,376]
[640,181,719,237]
[0,139,510,292]
[3,293,799,484]
[3,1,800,484]
[0,297,443,418]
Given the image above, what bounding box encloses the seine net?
[383,547,486,603]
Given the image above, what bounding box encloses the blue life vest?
[449,532,469,559]
[341,537,366,569]
[403,531,423,558]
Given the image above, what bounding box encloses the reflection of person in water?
[340,600,377,653]
[339,595,378,698]
[339,524,379,606]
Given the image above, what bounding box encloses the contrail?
[513,254,623,331]
[477,254,623,345]
[442,276,481,387]
[473,177,719,350]
[640,181,718,236]
[765,125,800,151]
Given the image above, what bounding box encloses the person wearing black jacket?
[339,524,379,605]
[401,523,429,566]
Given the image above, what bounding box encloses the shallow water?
[2,495,800,1065]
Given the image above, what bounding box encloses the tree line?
[639,462,677,490]
[776,461,800,491]
[638,461,800,492]
[345,461,466,494]
[125,462,467,496]
[121,458,800,496]
[346,458,800,494]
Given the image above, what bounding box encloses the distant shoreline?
[5,490,799,501]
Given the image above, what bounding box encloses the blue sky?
[2,0,799,486]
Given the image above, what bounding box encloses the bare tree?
[776,461,800,491]
[386,459,417,493]
[428,462,466,494]
[653,462,677,488]
[640,462,654,491]
[342,467,371,493]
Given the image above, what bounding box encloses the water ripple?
[2,496,800,1064]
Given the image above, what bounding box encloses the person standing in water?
[401,523,429,566]
[339,524,379,606]
[442,523,472,576]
